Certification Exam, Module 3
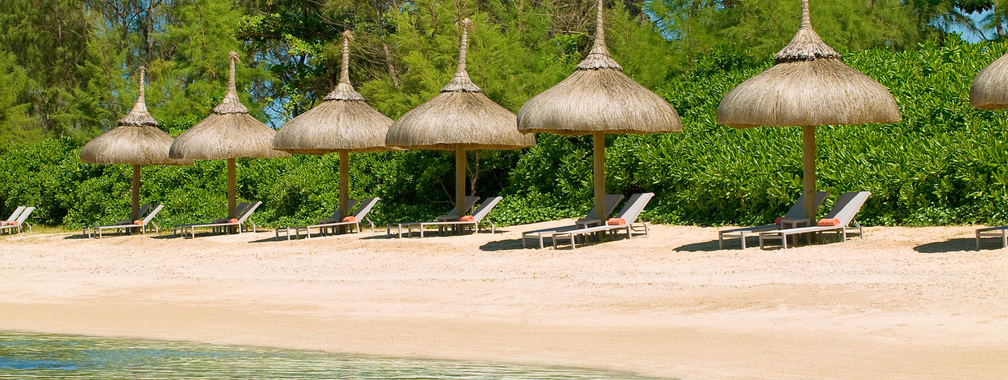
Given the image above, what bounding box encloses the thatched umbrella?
[970,51,1008,110]
[274,31,394,222]
[517,0,681,220]
[80,67,191,221]
[169,51,288,218]
[717,0,900,224]
[386,18,535,215]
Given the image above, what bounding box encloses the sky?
[944,9,992,43]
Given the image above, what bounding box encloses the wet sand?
[1,222,1006,379]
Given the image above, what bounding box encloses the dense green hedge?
[3,40,1008,229]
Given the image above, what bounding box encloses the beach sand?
[1,222,1006,379]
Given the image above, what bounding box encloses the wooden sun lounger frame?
[4,206,25,223]
[0,206,35,234]
[84,204,164,238]
[274,198,356,240]
[757,192,871,249]
[276,198,380,240]
[975,226,1008,249]
[397,196,503,238]
[173,201,261,238]
[385,196,481,237]
[552,193,655,249]
[521,194,625,249]
[387,196,502,238]
[717,191,828,249]
[111,204,151,226]
[436,195,480,222]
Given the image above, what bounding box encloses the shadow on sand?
[673,240,723,252]
[64,230,157,240]
[479,238,526,251]
[915,238,991,253]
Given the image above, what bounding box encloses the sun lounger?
[83,203,154,237]
[975,225,1008,249]
[0,206,35,234]
[84,204,165,238]
[553,193,655,249]
[174,201,261,238]
[758,192,871,249]
[437,196,480,221]
[317,199,358,224]
[4,206,25,224]
[111,204,152,226]
[276,198,380,240]
[521,194,625,249]
[718,191,828,249]
[386,196,481,237]
[174,202,250,231]
[399,196,503,238]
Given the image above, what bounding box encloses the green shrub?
[5,41,1008,228]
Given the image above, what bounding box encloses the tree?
[152,0,273,128]
[0,51,40,147]
[645,0,921,64]
[0,0,95,137]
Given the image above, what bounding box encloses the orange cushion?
[7,221,17,226]
[342,216,356,223]
[607,218,626,225]
[459,215,475,222]
[817,218,842,226]
[133,220,143,225]
[0,221,8,226]
[228,218,239,223]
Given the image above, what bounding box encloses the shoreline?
[2,223,1007,378]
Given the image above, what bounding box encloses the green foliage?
[631,39,1008,226]
[0,51,40,147]
[0,0,94,137]
[646,0,921,65]
[6,0,1008,230]
[153,0,274,125]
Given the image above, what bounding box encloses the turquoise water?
[0,331,666,379]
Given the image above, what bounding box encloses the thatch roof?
[385,18,535,151]
[169,52,288,160]
[274,31,395,154]
[716,0,901,128]
[971,52,1008,110]
[516,0,681,136]
[81,67,191,166]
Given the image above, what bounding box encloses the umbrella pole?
[593,132,606,220]
[802,125,817,242]
[456,148,466,218]
[131,165,141,221]
[339,151,350,234]
[228,158,237,219]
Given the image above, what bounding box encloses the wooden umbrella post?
[802,125,817,242]
[131,165,141,221]
[593,132,606,221]
[227,158,237,219]
[339,150,350,234]
[339,151,350,218]
[456,148,466,220]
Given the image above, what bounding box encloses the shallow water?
[0,331,666,379]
